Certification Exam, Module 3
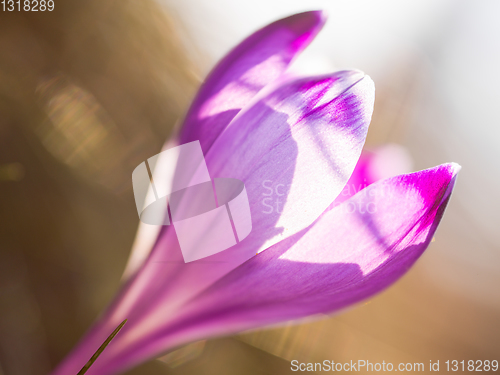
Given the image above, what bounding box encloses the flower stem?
[77,319,128,375]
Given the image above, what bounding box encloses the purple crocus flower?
[52,11,459,375]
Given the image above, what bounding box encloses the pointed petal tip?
[359,73,375,93]
[333,70,374,97]
[308,9,328,26]
[279,10,327,36]
[401,163,460,207]
[307,69,369,91]
[431,162,461,181]
[447,162,462,176]
[337,69,365,80]
[442,162,461,197]
[340,71,375,110]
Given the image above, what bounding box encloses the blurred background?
[0,0,499,374]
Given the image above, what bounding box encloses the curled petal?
[157,163,461,347]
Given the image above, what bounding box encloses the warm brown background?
[0,1,498,374]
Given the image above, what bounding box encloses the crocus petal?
[123,11,325,278]
[52,71,374,375]
[129,163,459,357]
[179,11,326,154]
